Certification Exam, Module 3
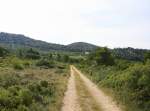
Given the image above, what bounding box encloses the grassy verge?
[77,63,150,111]
[75,71,102,111]
[0,67,69,111]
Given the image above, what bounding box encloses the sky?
[0,0,150,49]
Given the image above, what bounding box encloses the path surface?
[72,66,122,111]
[61,65,122,111]
[61,66,81,111]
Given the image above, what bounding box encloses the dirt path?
[75,70,102,111]
[61,66,81,111]
[62,65,122,111]
[72,66,122,111]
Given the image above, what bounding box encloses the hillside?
[0,32,149,61]
[112,47,148,61]
[0,32,98,52]
[0,32,66,51]
[67,42,98,52]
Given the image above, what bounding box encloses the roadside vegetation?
[0,44,150,111]
[0,46,69,111]
[77,47,150,111]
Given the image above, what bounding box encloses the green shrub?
[88,47,115,66]
[100,63,150,111]
[17,105,29,111]
[25,48,41,59]
[40,80,48,88]
[18,89,33,106]
[28,83,41,92]
[0,89,11,107]
[36,59,54,68]
[8,85,21,96]
[62,55,69,62]
[0,74,20,88]
[13,63,24,70]
[144,51,150,62]
[0,47,9,57]
[23,62,31,68]
[79,60,150,111]
[0,67,64,111]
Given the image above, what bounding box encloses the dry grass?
[0,67,69,111]
[75,72,102,111]
[25,68,69,111]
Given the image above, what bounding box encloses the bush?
[36,59,54,68]
[62,55,69,62]
[25,48,41,59]
[23,62,31,68]
[13,63,24,70]
[17,105,29,111]
[88,47,115,66]
[100,63,150,111]
[0,74,20,88]
[0,47,9,57]
[0,71,57,111]
[0,88,11,107]
[144,51,150,62]
[8,86,21,96]
[18,89,33,106]
[79,60,150,111]
[40,81,48,88]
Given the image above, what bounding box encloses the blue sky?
[0,0,150,49]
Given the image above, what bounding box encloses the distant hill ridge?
[67,42,98,52]
[0,32,149,61]
[0,32,98,52]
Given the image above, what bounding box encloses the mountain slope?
[66,42,98,52]
[112,47,148,61]
[0,32,98,52]
[0,32,66,51]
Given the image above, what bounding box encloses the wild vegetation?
[112,47,148,61]
[0,34,150,111]
[77,47,150,111]
[1,32,148,59]
[0,46,69,111]
[0,47,9,57]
